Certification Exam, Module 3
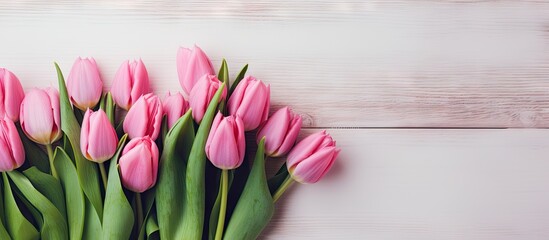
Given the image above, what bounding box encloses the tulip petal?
[2,70,24,122]
[80,109,92,160]
[20,89,55,144]
[276,114,302,157]
[287,131,326,168]
[124,96,150,139]
[119,144,154,193]
[111,61,132,109]
[291,147,337,184]
[86,111,118,162]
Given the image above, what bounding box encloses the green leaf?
[229,64,248,95]
[7,171,68,240]
[138,185,157,240]
[0,218,10,240]
[103,135,134,240]
[145,211,160,240]
[218,59,230,86]
[223,138,274,240]
[82,198,102,240]
[11,186,42,229]
[23,167,66,220]
[100,92,115,125]
[156,110,195,240]
[218,59,229,113]
[16,125,50,173]
[55,63,103,219]
[2,173,39,240]
[54,147,85,240]
[179,83,226,239]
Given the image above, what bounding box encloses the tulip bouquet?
[0,45,340,240]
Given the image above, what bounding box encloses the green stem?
[136,192,143,239]
[98,162,108,188]
[215,169,229,240]
[272,176,294,203]
[45,144,58,179]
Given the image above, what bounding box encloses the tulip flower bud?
[80,109,118,163]
[66,57,103,110]
[111,59,151,110]
[286,130,340,184]
[257,107,302,157]
[188,75,226,124]
[0,117,25,172]
[228,76,270,131]
[119,136,159,193]
[162,92,189,129]
[0,68,25,122]
[177,45,215,95]
[123,93,162,140]
[205,113,245,169]
[20,88,62,145]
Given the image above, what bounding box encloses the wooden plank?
[262,129,549,239]
[1,2,549,127]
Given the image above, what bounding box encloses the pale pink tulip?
[228,76,270,131]
[111,59,151,110]
[162,92,189,129]
[80,109,118,163]
[66,57,103,110]
[286,131,340,184]
[257,107,302,157]
[188,75,226,124]
[123,93,162,140]
[0,117,25,172]
[0,68,25,122]
[119,136,159,193]
[177,45,215,95]
[205,113,245,169]
[20,88,62,145]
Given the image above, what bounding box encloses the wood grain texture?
[1,1,549,127]
[262,129,549,239]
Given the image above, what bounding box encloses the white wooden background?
[2,1,549,239]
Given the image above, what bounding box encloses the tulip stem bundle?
[45,144,58,179]
[215,169,229,240]
[272,176,295,203]
[0,46,340,240]
[98,162,108,189]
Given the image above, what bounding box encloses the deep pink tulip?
[0,68,25,122]
[286,131,340,184]
[111,59,151,110]
[257,107,302,157]
[162,92,189,129]
[119,136,159,193]
[0,117,25,172]
[80,109,118,163]
[123,93,162,140]
[20,88,62,145]
[177,45,215,95]
[66,57,103,110]
[205,113,245,170]
[228,76,270,131]
[188,75,226,124]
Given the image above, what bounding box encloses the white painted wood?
[262,129,549,239]
[1,1,549,127]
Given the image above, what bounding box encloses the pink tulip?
[177,45,215,95]
[228,76,270,131]
[257,107,302,157]
[119,136,159,193]
[0,68,25,122]
[80,109,118,163]
[286,131,340,184]
[188,75,226,124]
[162,92,189,129]
[20,88,61,145]
[66,57,103,110]
[111,59,151,110]
[205,113,245,169]
[0,117,25,172]
[123,93,162,140]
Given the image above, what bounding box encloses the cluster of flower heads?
[0,45,339,192]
